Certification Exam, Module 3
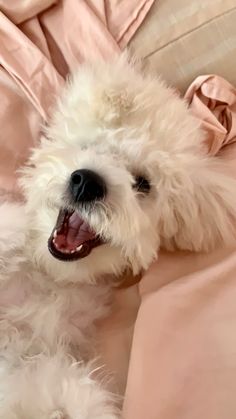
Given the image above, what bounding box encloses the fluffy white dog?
[0,54,236,418]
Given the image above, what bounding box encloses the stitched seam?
[144,6,236,59]
[118,0,154,44]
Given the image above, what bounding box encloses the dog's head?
[20,55,236,283]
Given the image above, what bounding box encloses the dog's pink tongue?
[54,211,96,251]
[67,211,96,247]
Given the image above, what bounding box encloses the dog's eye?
[134,176,151,193]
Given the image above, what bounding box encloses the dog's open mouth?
[48,209,103,261]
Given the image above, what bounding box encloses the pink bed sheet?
[1,2,236,419]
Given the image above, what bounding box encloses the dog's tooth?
[76,245,83,251]
[53,230,57,238]
[70,250,76,254]
[53,238,58,247]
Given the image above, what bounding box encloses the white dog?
[0,54,236,418]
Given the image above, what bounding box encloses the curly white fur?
[0,54,236,418]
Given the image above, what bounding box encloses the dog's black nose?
[70,169,106,203]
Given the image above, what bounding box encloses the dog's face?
[22,126,163,283]
[21,56,235,283]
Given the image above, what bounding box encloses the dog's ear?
[159,158,236,252]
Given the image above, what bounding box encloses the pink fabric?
[185,75,236,156]
[2,2,236,419]
[122,248,236,419]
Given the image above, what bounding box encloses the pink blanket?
[1,2,236,418]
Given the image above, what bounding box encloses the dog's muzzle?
[47,169,107,262]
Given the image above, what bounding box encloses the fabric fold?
[185,75,236,156]
[0,0,57,24]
